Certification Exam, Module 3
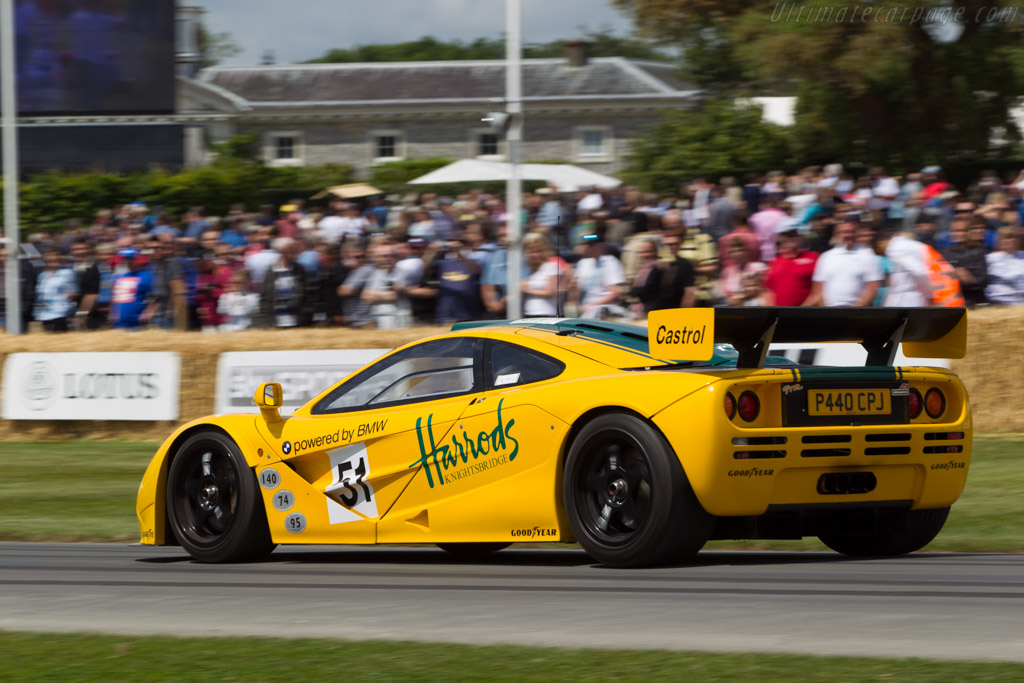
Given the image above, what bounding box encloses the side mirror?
[254,382,283,423]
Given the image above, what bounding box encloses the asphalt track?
[2,543,1023,663]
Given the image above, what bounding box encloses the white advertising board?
[215,349,389,416]
[766,343,952,369]
[2,353,180,421]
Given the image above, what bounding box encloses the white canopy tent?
[408,159,621,192]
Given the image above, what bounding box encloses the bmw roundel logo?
[282,441,292,455]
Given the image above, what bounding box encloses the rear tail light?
[738,391,760,422]
[724,392,736,420]
[925,388,945,419]
[908,388,922,419]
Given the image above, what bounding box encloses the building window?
[275,136,296,160]
[470,129,504,160]
[371,129,405,162]
[582,131,604,155]
[479,133,498,156]
[574,126,613,163]
[377,135,396,158]
[265,131,303,167]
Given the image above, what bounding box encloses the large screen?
[13,0,175,114]
[16,124,183,172]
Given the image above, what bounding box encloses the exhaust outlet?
[817,471,877,495]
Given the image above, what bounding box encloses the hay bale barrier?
[0,308,1020,441]
[0,326,445,441]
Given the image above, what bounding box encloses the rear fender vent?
[732,437,787,446]
[925,432,965,441]
[866,433,911,442]
[924,445,964,454]
[802,435,852,444]
[733,450,786,460]
[865,447,911,456]
[802,448,852,458]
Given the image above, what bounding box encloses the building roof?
[199,58,699,108]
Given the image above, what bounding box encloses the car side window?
[486,340,565,389]
[313,338,480,414]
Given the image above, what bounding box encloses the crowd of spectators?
[3,162,1024,334]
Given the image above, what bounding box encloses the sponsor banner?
[766,343,952,369]
[215,350,389,416]
[1,353,180,421]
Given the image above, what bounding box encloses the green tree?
[623,99,792,193]
[197,26,242,68]
[303,30,673,64]
[210,133,262,163]
[614,0,1024,167]
[5,162,353,234]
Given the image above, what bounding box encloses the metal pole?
[504,0,523,320]
[1,0,20,335]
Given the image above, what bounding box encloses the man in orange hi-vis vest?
[884,231,964,307]
[925,243,966,307]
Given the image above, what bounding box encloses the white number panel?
[324,443,379,524]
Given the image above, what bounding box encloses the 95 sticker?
[285,513,306,534]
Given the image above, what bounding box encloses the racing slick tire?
[818,506,950,557]
[563,412,713,568]
[166,431,276,563]
[436,543,512,557]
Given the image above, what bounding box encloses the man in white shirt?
[804,219,883,306]
[571,232,626,319]
[871,167,901,213]
[244,240,281,287]
[576,188,604,213]
[334,203,370,243]
[883,233,932,306]
[317,202,348,245]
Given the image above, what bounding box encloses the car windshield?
[313,337,478,414]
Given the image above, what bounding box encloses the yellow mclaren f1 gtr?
[136,307,971,567]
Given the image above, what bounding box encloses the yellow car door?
[257,336,483,544]
[378,338,571,543]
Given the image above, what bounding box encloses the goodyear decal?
[409,398,519,488]
[511,527,557,539]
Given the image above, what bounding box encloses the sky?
[195,0,638,67]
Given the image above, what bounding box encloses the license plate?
[808,389,890,416]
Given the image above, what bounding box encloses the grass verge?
[0,436,1021,550]
[2,631,1024,682]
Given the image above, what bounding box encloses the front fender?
[135,414,281,545]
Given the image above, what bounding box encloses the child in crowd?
[217,269,259,332]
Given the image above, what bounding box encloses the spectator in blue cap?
[110,247,155,329]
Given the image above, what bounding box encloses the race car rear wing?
[649,307,966,369]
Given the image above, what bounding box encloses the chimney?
[565,40,589,67]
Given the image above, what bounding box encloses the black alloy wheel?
[563,413,713,567]
[166,431,275,563]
